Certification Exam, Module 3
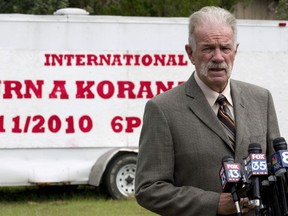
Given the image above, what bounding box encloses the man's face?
[186,22,238,92]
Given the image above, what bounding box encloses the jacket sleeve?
[266,90,281,156]
[135,99,220,216]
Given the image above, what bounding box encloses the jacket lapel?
[231,80,246,152]
[184,74,232,150]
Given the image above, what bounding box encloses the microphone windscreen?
[248,143,262,154]
[273,137,287,151]
[222,155,234,164]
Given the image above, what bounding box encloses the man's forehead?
[194,23,234,43]
[195,21,233,34]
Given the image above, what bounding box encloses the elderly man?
[135,6,280,216]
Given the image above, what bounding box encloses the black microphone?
[272,137,288,178]
[245,143,268,216]
[271,137,288,215]
[219,155,242,216]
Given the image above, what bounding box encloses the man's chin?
[207,76,229,87]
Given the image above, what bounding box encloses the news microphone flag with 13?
[219,156,241,192]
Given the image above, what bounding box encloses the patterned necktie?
[217,94,236,148]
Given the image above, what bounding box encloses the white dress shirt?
[194,72,234,119]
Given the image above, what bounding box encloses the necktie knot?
[217,94,227,106]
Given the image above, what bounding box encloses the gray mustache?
[207,62,228,69]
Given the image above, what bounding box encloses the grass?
[0,185,157,216]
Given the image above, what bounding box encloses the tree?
[0,0,240,16]
[276,0,288,19]
[88,0,240,17]
[0,0,69,14]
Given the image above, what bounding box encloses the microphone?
[244,143,268,215]
[271,137,288,177]
[271,137,288,215]
[219,155,242,216]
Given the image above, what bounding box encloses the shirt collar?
[194,71,233,107]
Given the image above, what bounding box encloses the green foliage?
[220,0,239,12]
[92,0,237,17]
[0,0,240,16]
[276,0,288,20]
[0,0,69,14]
[3,0,285,19]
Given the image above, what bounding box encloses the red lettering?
[3,80,23,98]
[153,54,166,66]
[141,54,153,66]
[111,116,141,133]
[156,81,174,95]
[43,53,188,66]
[3,80,44,99]
[76,81,95,98]
[123,54,134,66]
[111,54,122,66]
[75,54,85,66]
[134,55,141,66]
[97,81,114,99]
[50,54,63,66]
[125,117,141,132]
[137,81,153,98]
[87,54,98,66]
[63,54,74,66]
[44,54,51,66]
[49,81,69,99]
[166,55,177,66]
[111,116,123,133]
[0,80,183,99]
[23,80,44,98]
[117,81,136,98]
[99,54,111,65]
[178,54,188,66]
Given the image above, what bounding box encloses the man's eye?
[222,47,231,53]
[202,47,212,52]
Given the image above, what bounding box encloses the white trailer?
[0,8,287,199]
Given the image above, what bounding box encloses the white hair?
[188,6,237,50]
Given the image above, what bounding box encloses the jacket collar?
[185,73,246,152]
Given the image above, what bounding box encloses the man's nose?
[212,48,225,63]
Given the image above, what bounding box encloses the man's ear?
[235,43,239,54]
[185,44,195,64]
